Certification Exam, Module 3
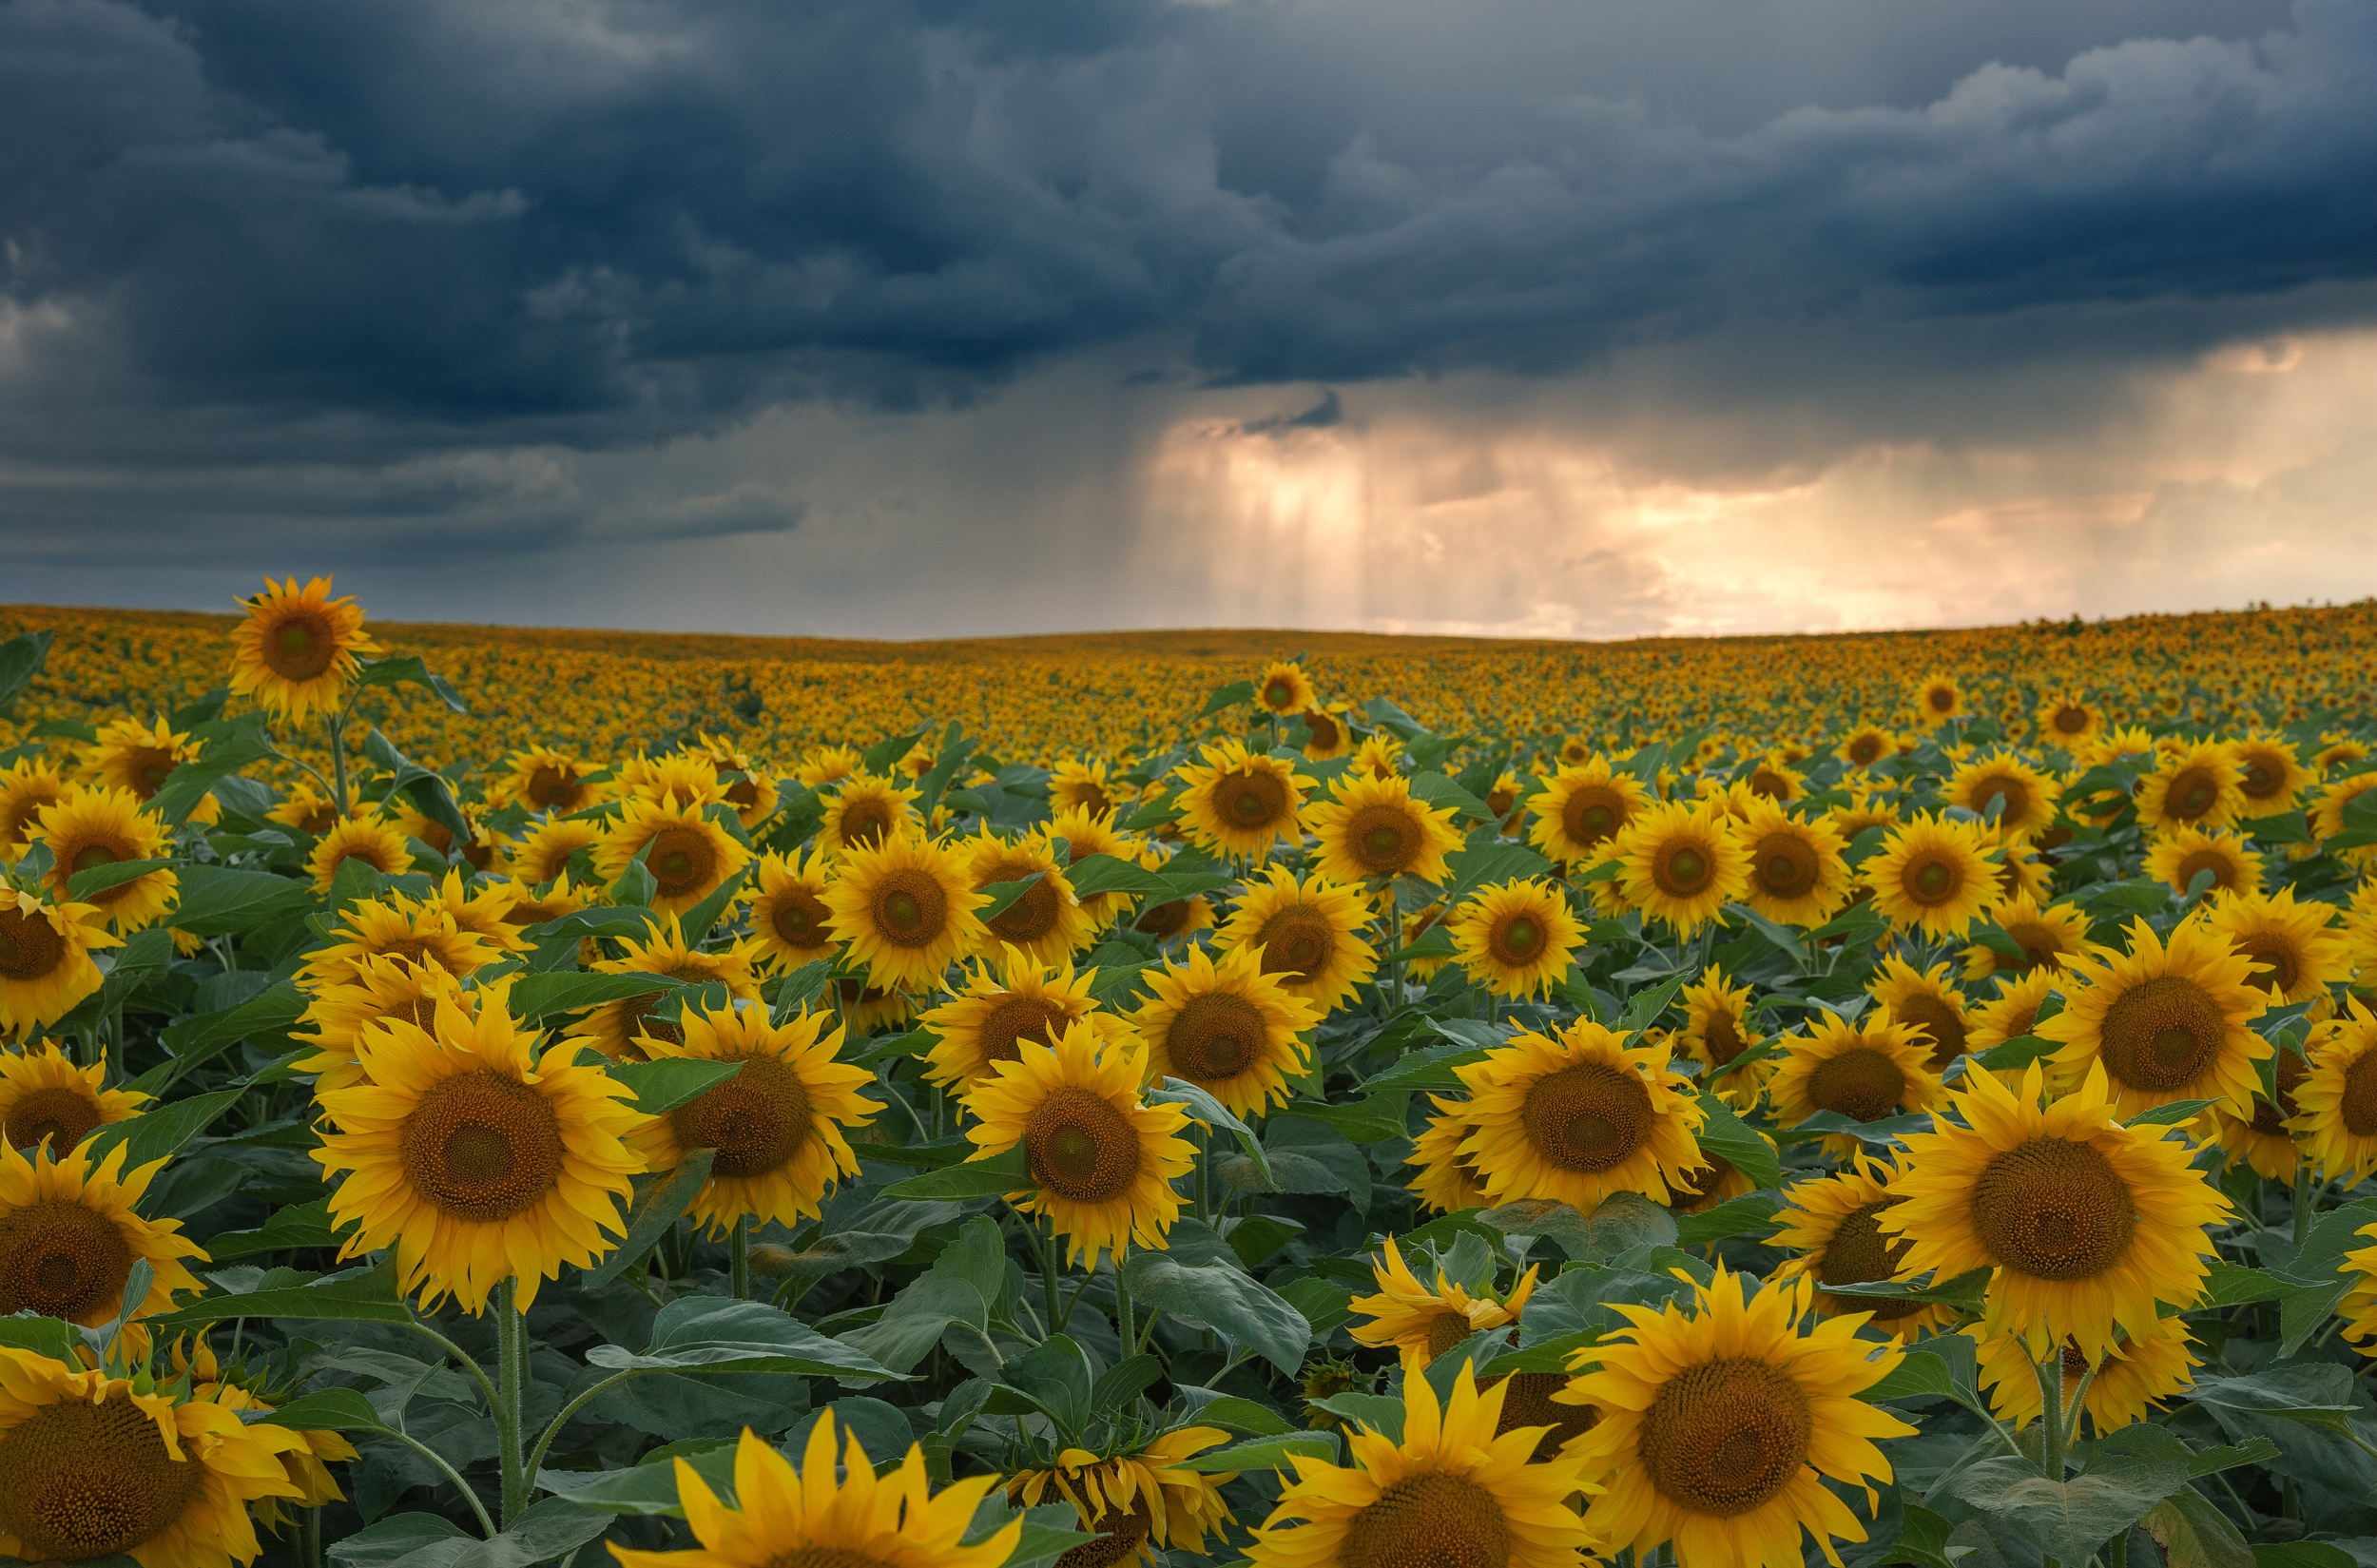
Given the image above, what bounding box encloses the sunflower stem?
[495,1277,529,1527]
[1115,1261,1135,1353]
[2293,1155,2313,1246]
[326,711,351,823]
[1041,1218,1064,1335]
[730,1214,751,1300]
[301,1505,322,1568]
[2035,1345,2067,1481]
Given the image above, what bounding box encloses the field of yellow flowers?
[2,581,2377,1568]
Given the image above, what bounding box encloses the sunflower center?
[1701,1011,1746,1067]
[978,995,1067,1065]
[1341,1471,1510,1568]
[1169,993,1268,1081]
[839,797,894,849]
[2236,934,2298,994]
[771,888,834,951]
[1639,1358,1812,1519]
[1489,1370,1600,1461]
[1974,780,2030,825]
[398,1070,566,1223]
[1563,786,1624,846]
[1807,1047,1906,1121]
[1891,994,1968,1068]
[1816,1201,1923,1320]
[2340,1049,2377,1138]
[262,609,338,680]
[1225,769,1289,830]
[1487,912,1542,967]
[1971,1136,2135,1280]
[986,865,1062,945]
[673,1055,812,1178]
[1751,832,1816,900]
[871,869,950,949]
[0,1391,205,1560]
[1521,1062,1651,1171]
[2097,975,2225,1092]
[5,1089,104,1154]
[1671,1152,1734,1208]
[1421,1309,1478,1361]
[1256,906,1336,982]
[1654,842,1711,898]
[1265,678,1296,708]
[0,1198,134,1323]
[2053,706,2089,735]
[1848,735,1884,765]
[2000,921,2061,971]
[768,1551,898,1568]
[1905,857,1959,904]
[1347,803,1420,875]
[2174,848,2238,893]
[0,908,68,981]
[1135,899,1192,939]
[1304,711,1340,749]
[646,826,717,899]
[1024,1087,1141,1202]
[526,765,582,811]
[2168,767,2219,821]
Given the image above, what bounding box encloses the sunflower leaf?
[2127,1097,2219,1128]
[879,1141,1033,1200]
[1150,1076,1271,1186]
[1060,852,1173,901]
[355,653,470,714]
[167,862,316,937]
[976,872,1046,922]
[610,1056,747,1114]
[582,1149,716,1287]
[244,1386,395,1434]
[145,1259,412,1329]
[1691,1094,1783,1189]
[589,1296,902,1383]
[1120,1218,1311,1375]
[64,856,174,901]
[0,629,53,716]
[1169,1430,1339,1473]
[1199,681,1256,718]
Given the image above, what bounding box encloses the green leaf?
[1478,1191,1678,1262]
[1188,1394,1298,1436]
[2188,1439,2282,1478]
[327,1513,471,1568]
[2249,1544,2359,1568]
[1061,852,1175,901]
[2281,1197,2377,1284]
[355,654,470,713]
[1864,1348,1962,1403]
[0,629,55,717]
[80,1087,246,1171]
[2129,1097,2219,1127]
[1820,1267,1992,1314]
[145,1260,411,1330]
[66,857,174,901]
[505,970,680,1024]
[537,1443,739,1517]
[1148,1077,1271,1186]
[1672,1191,1781,1249]
[1616,973,1689,1035]
[1309,1390,1408,1438]
[1691,1094,1783,1189]
[880,1141,1033,1200]
[1440,842,1554,906]
[167,864,316,937]
[2139,1483,2255,1568]
[0,1310,85,1368]
[1946,1428,2192,1565]
[680,865,750,942]
[1409,772,1495,823]
[583,1149,716,1287]
[977,872,1046,922]
[244,1386,393,1434]
[149,714,277,824]
[1119,1218,1311,1375]
[2199,1261,2293,1307]
[203,1197,349,1261]
[1200,681,1256,717]
[588,1296,901,1382]
[2189,1365,2362,1437]
[1169,1431,1339,1473]
[610,1056,747,1114]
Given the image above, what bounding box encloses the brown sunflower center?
[1264,678,1297,708]
[5,1088,104,1154]
[2236,933,2299,995]
[770,1551,896,1568]
[1670,1152,1735,1208]
[1927,686,1957,712]
[2174,848,2240,894]
[0,907,68,981]
[770,887,835,951]
[1807,1046,1906,1122]
[645,826,718,899]
[1747,768,1788,801]
[1750,831,1817,900]
[673,1055,812,1178]
[526,765,584,812]
[1304,711,1341,749]
[1341,1471,1511,1568]
[1520,1062,1651,1171]
[1639,1358,1812,1518]
[124,747,177,799]
[1652,840,1712,899]
[1421,1308,1478,1361]
[1489,1369,1600,1461]
[2251,1049,2310,1134]
[871,868,950,949]
[1891,994,1968,1069]
[397,1070,565,1223]
[0,1390,205,1560]
[2166,766,2221,821]
[1971,1136,2135,1280]
[977,995,1067,1065]
[1701,1011,1746,1067]
[2097,974,2226,1093]
[1562,784,1625,846]
[838,796,895,849]
[1848,734,1885,765]
[1346,803,1422,875]
[1053,1499,1154,1568]
[1168,992,1269,1081]
[1024,1087,1141,1202]
[2052,706,2090,735]
[1256,905,1336,983]
[1224,768,1290,831]
[2000,920,2063,971]
[1816,1201,1923,1320]
[1135,898,1193,939]
[1904,854,1962,906]
[0,1199,134,1322]
[1486,910,1545,968]
[2239,752,2284,799]
[985,864,1062,945]
[263,608,338,680]
[2340,1048,2377,1138]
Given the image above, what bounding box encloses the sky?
[3,0,2374,639]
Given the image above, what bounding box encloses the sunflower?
[1527,755,1649,867]
[1733,799,1850,928]
[2232,733,2312,818]
[0,888,117,1042]
[1562,1267,1910,1568]
[388,799,495,873]
[1965,969,2058,1055]
[1246,1365,1596,1568]
[1255,661,1319,717]
[224,574,379,724]
[304,812,415,894]
[416,868,529,957]
[2136,742,2246,832]
[742,847,838,971]
[2310,769,2377,847]
[1767,1016,1941,1143]
[1969,1319,2197,1436]
[1301,705,1355,762]
[265,780,358,836]
[1351,733,1404,781]
[1769,1153,1957,1338]
[1738,753,1804,804]
[1828,791,1901,842]
[0,1347,313,1568]
[1050,757,1119,818]
[1131,942,1318,1118]
[1866,956,1972,1070]
[835,978,917,1036]
[1863,813,1999,938]
[1884,1061,2226,1360]
[0,1040,148,1154]
[564,917,763,1061]
[1010,1426,1238,1568]
[819,771,923,857]
[187,1377,357,1533]
[0,757,68,855]
[1945,753,2059,840]
[960,1021,1194,1266]
[503,816,603,888]
[314,983,647,1313]
[2316,735,2371,774]
[1911,672,1965,725]
[1611,801,1749,937]
[1835,726,1897,770]
[1173,740,1306,860]
[922,951,1122,1092]
[1306,773,1462,887]
[822,833,990,993]
[794,744,865,789]
[2039,916,2268,1120]
[31,784,177,935]
[2201,887,2348,1004]
[2143,826,2263,900]
[1456,1019,1705,1210]
[0,1137,206,1329]
[2034,693,2102,749]
[1406,1096,1488,1214]
[2291,1001,2377,1183]
[2208,1043,2309,1182]
[1668,1136,1765,1214]
[614,752,726,812]
[595,795,749,916]
[687,733,780,829]
[84,716,200,806]
[1447,880,1584,1000]
[296,953,468,1092]
[490,745,603,815]
[1212,866,1379,1016]
[1672,973,1765,1112]
[961,827,1097,967]
[1400,902,1452,981]
[1045,803,1138,924]
[1130,844,1215,947]
[1350,1236,1538,1365]
[609,1417,1019,1568]
[1959,891,2092,981]
[627,1001,876,1235]
[297,894,495,989]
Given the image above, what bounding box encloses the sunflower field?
[3,584,2377,1568]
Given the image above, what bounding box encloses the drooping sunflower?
[1246,1365,1597,1568]
[2034,693,2102,749]
[2039,916,2268,1120]
[1350,1236,1538,1365]
[1945,752,2060,840]
[2143,825,2263,899]
[1349,733,1404,782]
[0,1137,206,1329]
[609,1418,1019,1568]
[2209,1043,2309,1182]
[1958,890,2092,980]
[1612,801,1749,936]
[31,784,177,934]
[834,978,917,1037]
[1009,1427,1237,1568]
[225,574,380,724]
[1050,757,1118,818]
[595,795,750,916]
[818,770,922,858]
[0,1346,313,1568]
[1527,755,1649,867]
[1733,799,1850,927]
[1456,1018,1706,1210]
[1406,1095,1488,1214]
[563,917,763,1061]
[185,1374,357,1533]
[1965,969,2058,1055]
[1045,803,1138,925]
[84,716,202,808]
[2232,733,2312,818]
[304,812,415,894]
[960,1021,1194,1266]
[2201,887,2348,1003]
[822,833,991,993]
[1884,1060,2227,1360]
[1131,941,1319,1118]
[1866,956,1973,1070]
[1836,725,1898,770]
[2136,741,2246,832]
[960,827,1097,967]
[1863,813,1999,938]
[1767,1016,1941,1142]
[2291,1001,2377,1184]
[743,847,840,971]
[297,894,495,989]
[1911,671,1965,725]
[921,950,1123,1092]
[503,815,604,888]
[0,756,68,856]
[490,745,604,815]
[0,1039,148,1154]
[1255,661,1319,717]
[1305,772,1462,886]
[314,984,647,1313]
[297,952,468,1092]
[1969,1318,2198,1436]
[1741,753,1807,804]
[1172,740,1306,860]
[0,888,117,1042]
[1447,879,1585,999]
[628,1001,877,1235]
[1211,866,1379,1016]
[1769,1153,1956,1338]
[1562,1267,1911,1568]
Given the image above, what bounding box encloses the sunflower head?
[964,826,1097,967]
[1307,772,1462,885]
[822,832,991,994]
[1733,798,1850,928]
[2144,825,2263,900]
[1960,890,2092,979]
[226,574,380,723]
[1173,740,1305,858]
[1131,941,1318,1118]
[1912,672,1965,724]
[1866,955,1972,1069]
[0,758,68,856]
[820,770,923,857]
[1529,755,1648,866]
[1447,879,1584,999]
[2035,693,2101,748]
[30,784,176,935]
[2137,742,2246,831]
[2039,916,2269,1120]
[1769,1152,1957,1335]
[1009,1426,1238,1568]
[1454,1017,1707,1210]
[0,1135,208,1329]
[1348,1234,1538,1365]
[1255,661,1319,717]
[923,948,1122,1091]
[0,1040,148,1155]
[1767,1014,1941,1133]
[1864,812,1999,938]
[0,888,119,1042]
[305,812,417,894]
[1946,752,2059,840]
[565,915,763,1060]
[2231,734,2311,817]
[1212,865,1379,1016]
[1613,801,1749,936]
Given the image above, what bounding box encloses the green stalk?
[1041,1219,1065,1336]
[494,1278,529,1527]
[2035,1345,2066,1477]
[730,1215,751,1300]
[1115,1263,1135,1357]
[327,710,351,821]
[2294,1154,2313,1247]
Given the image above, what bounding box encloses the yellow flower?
[1866,955,1972,1070]
[2039,916,2269,1120]
[1255,661,1319,717]
[225,574,380,724]
[1733,798,1851,927]
[297,892,495,990]
[1300,704,1355,762]
[2201,887,2348,1003]
[0,756,68,855]
[1836,725,1899,770]
[493,745,607,815]
[0,887,118,1041]
[822,833,990,993]
[1769,1152,1957,1338]
[2209,1043,2309,1183]
[0,1038,148,1154]
[961,826,1097,968]
[304,812,415,894]
[1454,1018,1706,1210]
[1958,891,2092,980]
[1050,757,1119,818]
[1945,752,2060,839]
[2291,1000,2377,1184]
[2136,741,2246,831]
[189,1378,358,1532]
[819,770,922,856]
[31,784,177,934]
[1211,866,1379,1016]
[85,715,202,807]
[1044,803,1137,924]
[1305,772,1461,885]
[0,1135,206,1330]
[1008,1427,1238,1568]
[921,950,1121,1091]
[267,780,357,836]
[687,732,780,829]
[2231,733,2312,818]
[595,795,750,916]
[1965,969,2058,1055]
[2034,693,2102,748]
[1349,1235,1538,1364]
[1969,1319,2198,1435]
[1172,740,1305,859]
[1131,941,1318,1118]
[794,744,865,789]
[1406,1095,1487,1214]
[743,846,840,971]
[1767,1016,1941,1141]
[2143,825,2263,898]
[1612,800,1749,936]
[563,916,763,1062]
[296,952,468,1093]
[1447,879,1584,999]
[1675,967,1766,1109]
[1863,812,2000,938]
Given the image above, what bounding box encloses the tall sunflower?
[2039,916,2268,1120]
[297,952,468,1092]
[1211,866,1378,1016]
[1969,1319,2197,1436]
[1447,879,1584,999]
[1173,740,1306,860]
[595,796,750,916]
[922,951,1121,1091]
[562,917,763,1061]
[31,784,177,934]
[1255,661,1320,717]
[1769,1153,1955,1337]
[1305,773,1462,886]
[1050,757,1118,818]
[1884,1061,2227,1360]
[1911,672,1964,724]
[2209,1044,2309,1182]
[305,813,415,894]
[2291,1001,2377,1184]
[1733,799,1850,927]
[1836,725,1899,770]
[0,1040,148,1154]
[961,1021,1195,1266]
[1612,801,1749,936]
[0,1137,206,1330]
[85,716,203,808]
[1455,1019,1706,1210]
[1767,1016,1940,1143]
[313,985,647,1313]
[1562,1268,1911,1568]
[744,847,841,971]
[1676,967,1766,1110]
[1866,956,1972,1069]
[225,574,380,724]
[1958,890,2091,980]
[2136,742,2246,832]
[503,815,604,888]
[2201,887,2348,1003]
[298,893,496,990]
[961,827,1097,968]
[1863,813,1999,938]
[2232,733,2312,818]
[1045,803,1138,925]
[1945,753,2059,840]
[1349,1236,1538,1365]
[2143,826,2263,899]
[628,1001,877,1235]
[1528,755,1649,867]
[819,771,923,857]
[0,887,118,1042]
[1131,942,1319,1119]
[1011,1426,1238,1568]
[0,756,68,856]
[822,833,990,994]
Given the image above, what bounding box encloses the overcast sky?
[4,0,2372,638]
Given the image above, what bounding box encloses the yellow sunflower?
[2232,733,2313,818]
[1742,753,1807,804]
[1863,813,1999,938]
[627,1001,876,1235]
[1306,772,1462,886]
[1349,1235,1538,1365]
[1301,705,1355,762]
[2136,741,2246,832]
[499,819,598,892]
[743,847,839,971]
[1211,866,1379,1016]
[1129,844,1216,947]
[31,784,176,934]
[225,574,380,724]
[1010,1427,1236,1568]
[84,716,202,808]
[563,917,763,1061]
[266,780,357,836]
[1050,757,1119,818]
[794,744,865,789]
[1866,956,1972,1070]
[1400,901,1452,980]
[1131,941,1319,1118]
[613,752,726,812]
[187,1376,357,1532]
[687,733,780,829]
[1676,967,1767,1109]
[1527,755,1649,867]
[961,827,1097,968]
[1455,1018,1705,1210]
[418,867,530,957]
[819,771,923,857]
[0,1137,206,1330]
[1911,671,1965,724]
[2034,693,2102,749]
[0,1039,148,1154]
[1172,740,1306,860]
[1884,1060,2226,1360]
[1945,753,2060,840]
[921,950,1123,1092]
[305,812,415,893]
[297,952,468,1092]
[2209,1044,2309,1182]
[314,983,647,1313]
[1733,799,1850,927]
[1969,1318,2197,1435]
[1255,661,1319,717]
[1836,725,1898,770]
[823,833,991,993]
[1669,1136,1766,1214]
[1612,801,1749,936]
[1045,803,1138,924]
[1959,890,2092,981]
[1768,1016,1941,1141]
[2292,1000,2377,1184]
[1447,879,1585,999]
[595,795,750,916]
[1769,1153,1956,1338]
[2039,916,2268,1120]
[835,978,918,1037]
[1965,969,2058,1055]
[0,756,68,855]
[960,1020,1194,1266]
[1828,791,1901,841]
[297,894,495,989]
[489,745,603,814]
[1406,1096,1487,1214]
[2310,769,2377,850]
[2201,887,2348,1003]
[1350,733,1404,781]
[0,887,117,1041]
[1562,1267,1911,1568]
[2143,825,2263,899]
